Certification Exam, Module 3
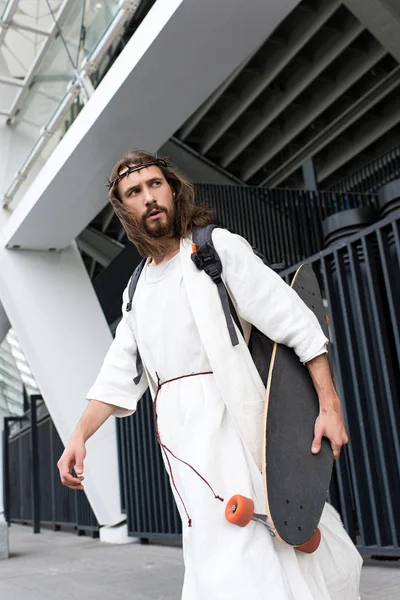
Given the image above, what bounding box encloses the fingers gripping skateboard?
[225,495,321,553]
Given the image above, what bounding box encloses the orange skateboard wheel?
[294,528,321,554]
[225,495,255,527]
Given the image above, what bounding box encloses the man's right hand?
[57,435,86,491]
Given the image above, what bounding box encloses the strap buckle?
[191,243,222,284]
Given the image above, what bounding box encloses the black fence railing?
[116,391,182,539]
[280,212,400,555]
[3,396,98,536]
[328,145,400,195]
[195,185,377,267]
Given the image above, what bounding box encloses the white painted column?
[0,239,124,526]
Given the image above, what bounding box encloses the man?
[58,150,362,599]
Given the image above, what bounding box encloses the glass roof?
[0,1,62,114]
[0,0,121,126]
[0,0,124,207]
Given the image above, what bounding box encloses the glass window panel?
[83,0,121,58]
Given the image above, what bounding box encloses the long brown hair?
[108,149,215,258]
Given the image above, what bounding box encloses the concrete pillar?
[0,240,124,526]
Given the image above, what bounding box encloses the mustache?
[143,203,168,219]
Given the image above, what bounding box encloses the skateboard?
[226,263,334,553]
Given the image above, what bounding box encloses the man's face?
[117,165,175,237]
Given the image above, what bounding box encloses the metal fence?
[281,212,400,555]
[195,185,376,267]
[3,396,98,536]
[328,145,400,195]
[116,391,182,539]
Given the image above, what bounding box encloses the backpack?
[126,225,284,386]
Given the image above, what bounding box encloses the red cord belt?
[154,371,224,526]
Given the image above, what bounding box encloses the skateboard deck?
[263,263,334,547]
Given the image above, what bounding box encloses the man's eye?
[152,180,161,187]
[128,189,139,196]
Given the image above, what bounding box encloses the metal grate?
[116,391,182,539]
[195,184,377,267]
[328,145,400,195]
[5,401,98,536]
[281,212,400,555]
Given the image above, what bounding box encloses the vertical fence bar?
[30,395,40,534]
[3,419,10,526]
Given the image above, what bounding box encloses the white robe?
[87,229,362,599]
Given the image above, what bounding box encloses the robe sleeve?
[212,229,329,364]
[85,285,148,417]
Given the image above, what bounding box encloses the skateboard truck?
[225,495,321,554]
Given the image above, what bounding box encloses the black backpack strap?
[126,258,146,385]
[126,258,146,312]
[191,225,241,347]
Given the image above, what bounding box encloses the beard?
[142,203,174,238]
[111,199,176,259]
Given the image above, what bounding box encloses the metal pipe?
[0,74,25,88]
[1,19,51,37]
[30,395,41,534]
[0,0,20,47]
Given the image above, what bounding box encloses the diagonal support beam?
[317,97,400,182]
[241,43,386,181]
[178,50,258,141]
[0,0,20,47]
[198,0,341,155]
[221,18,363,168]
[76,227,123,267]
[6,19,51,37]
[261,66,400,187]
[0,74,25,88]
[344,0,400,63]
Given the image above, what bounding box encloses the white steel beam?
[221,19,363,168]
[2,0,302,251]
[5,19,51,37]
[241,43,386,181]
[0,74,24,88]
[0,240,125,526]
[199,0,341,155]
[261,66,400,187]
[0,0,20,47]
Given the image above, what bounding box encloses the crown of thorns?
[106,158,170,191]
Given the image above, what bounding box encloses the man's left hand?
[311,407,348,459]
